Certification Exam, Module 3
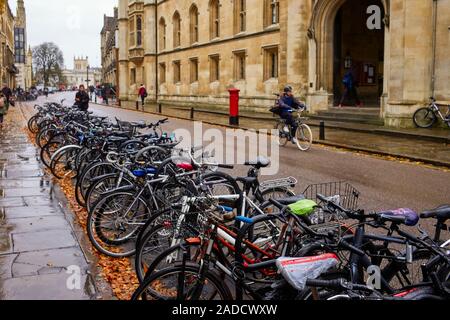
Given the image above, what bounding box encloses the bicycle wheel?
[87,191,152,257]
[295,124,313,151]
[76,162,116,207]
[131,263,232,300]
[275,121,289,146]
[85,173,133,213]
[135,222,177,282]
[413,108,437,128]
[50,146,81,179]
[28,115,40,133]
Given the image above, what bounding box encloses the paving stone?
[12,230,77,253]
[0,178,49,189]
[23,196,53,207]
[5,169,44,179]
[12,247,88,278]
[1,273,92,300]
[5,206,58,219]
[0,254,17,280]
[2,188,50,198]
[0,197,26,208]
[7,216,70,234]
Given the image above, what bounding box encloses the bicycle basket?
[303,181,360,211]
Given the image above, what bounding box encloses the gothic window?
[159,17,166,50]
[190,5,199,44]
[209,0,220,39]
[173,11,181,48]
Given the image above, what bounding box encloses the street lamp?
[86,64,91,100]
[344,52,352,69]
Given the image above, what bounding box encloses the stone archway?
[307,0,390,111]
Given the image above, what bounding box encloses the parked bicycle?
[413,97,450,128]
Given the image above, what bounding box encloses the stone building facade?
[101,8,119,88]
[117,0,450,128]
[14,0,32,90]
[62,57,102,89]
[0,1,17,88]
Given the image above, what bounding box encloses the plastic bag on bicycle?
[276,254,339,291]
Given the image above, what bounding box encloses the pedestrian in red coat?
[138,84,147,107]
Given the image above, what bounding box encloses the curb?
[92,103,450,169]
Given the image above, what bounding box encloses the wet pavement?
[0,105,99,300]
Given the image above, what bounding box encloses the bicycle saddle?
[244,157,271,169]
[378,208,419,227]
[420,205,450,222]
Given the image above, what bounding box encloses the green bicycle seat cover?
[288,199,317,216]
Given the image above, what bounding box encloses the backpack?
[343,73,353,87]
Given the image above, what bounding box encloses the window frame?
[159,62,166,84]
[233,50,246,81]
[190,5,199,44]
[209,54,220,83]
[190,57,199,83]
[173,11,181,48]
[173,60,181,84]
[159,17,167,51]
[263,45,279,81]
[209,0,220,40]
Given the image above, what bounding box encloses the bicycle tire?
[131,263,232,301]
[413,108,437,128]
[295,124,313,151]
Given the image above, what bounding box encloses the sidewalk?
[111,101,450,168]
[0,106,105,300]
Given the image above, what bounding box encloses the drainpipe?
[430,0,438,98]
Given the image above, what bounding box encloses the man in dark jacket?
[75,85,90,111]
[2,84,12,112]
[278,85,306,144]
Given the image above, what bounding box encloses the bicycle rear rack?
[260,177,298,191]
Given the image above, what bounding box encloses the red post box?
[228,88,240,126]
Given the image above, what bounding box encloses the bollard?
[319,121,325,140]
[158,103,162,114]
[136,101,139,111]
[228,88,240,126]
[190,107,194,120]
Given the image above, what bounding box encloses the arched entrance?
[333,0,385,107]
[308,0,389,111]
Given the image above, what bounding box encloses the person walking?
[75,85,90,112]
[138,84,147,107]
[101,86,109,105]
[2,84,12,113]
[339,70,362,108]
[0,93,6,129]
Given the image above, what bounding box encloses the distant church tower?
[14,0,30,89]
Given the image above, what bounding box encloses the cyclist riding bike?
[278,85,306,145]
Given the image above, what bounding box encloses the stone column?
[118,0,129,101]
[143,0,157,103]
[279,0,311,97]
[385,0,434,127]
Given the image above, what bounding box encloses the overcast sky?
[10,0,117,69]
